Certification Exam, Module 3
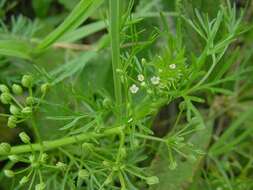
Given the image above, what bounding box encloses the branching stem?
[0,127,122,156]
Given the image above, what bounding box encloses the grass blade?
[36,0,103,51]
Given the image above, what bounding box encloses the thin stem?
[0,127,121,156]
[109,0,122,119]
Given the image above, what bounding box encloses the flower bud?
[78,169,89,179]
[0,93,12,104]
[21,106,32,115]
[26,97,35,105]
[141,58,147,64]
[40,153,48,163]
[35,183,45,190]
[19,132,31,144]
[0,142,11,154]
[8,116,17,128]
[0,84,9,93]
[4,170,15,178]
[146,176,159,185]
[56,162,67,170]
[21,75,33,88]
[8,155,19,162]
[12,84,23,95]
[40,83,50,94]
[19,176,29,185]
[102,98,111,109]
[29,155,36,163]
[119,147,126,159]
[10,105,20,115]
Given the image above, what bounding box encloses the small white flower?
[137,74,145,82]
[150,76,160,85]
[130,84,139,94]
[169,64,176,69]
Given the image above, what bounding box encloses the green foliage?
[0,0,252,190]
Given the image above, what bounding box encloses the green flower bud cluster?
[0,75,51,129]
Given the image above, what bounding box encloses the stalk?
[0,127,122,156]
[109,0,122,119]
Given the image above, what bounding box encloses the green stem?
[0,127,121,156]
[109,0,122,119]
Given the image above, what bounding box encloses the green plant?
[0,0,252,190]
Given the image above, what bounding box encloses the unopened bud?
[10,105,20,115]
[146,176,159,185]
[0,93,12,104]
[12,84,23,95]
[78,169,89,179]
[4,170,15,178]
[0,142,11,154]
[21,75,33,88]
[19,132,31,144]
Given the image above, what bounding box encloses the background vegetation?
[0,0,252,189]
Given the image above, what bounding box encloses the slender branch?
[0,127,121,156]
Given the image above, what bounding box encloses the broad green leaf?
[0,40,31,60]
[149,118,213,190]
[36,0,103,51]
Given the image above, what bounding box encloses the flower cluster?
[0,75,50,129]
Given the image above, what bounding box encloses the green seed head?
[0,142,11,154]
[26,96,35,105]
[40,153,48,163]
[8,116,17,128]
[19,132,31,144]
[146,176,159,185]
[19,176,29,185]
[4,170,15,178]
[78,169,89,179]
[0,93,12,104]
[21,106,32,115]
[12,84,23,95]
[102,98,111,109]
[0,84,9,93]
[35,183,46,190]
[41,83,50,94]
[56,162,67,170]
[21,75,33,88]
[10,105,20,115]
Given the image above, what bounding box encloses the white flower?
[150,76,160,85]
[130,84,139,94]
[169,64,176,69]
[137,74,145,82]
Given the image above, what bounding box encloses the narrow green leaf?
[36,0,103,51]
[59,21,106,43]
[0,40,31,60]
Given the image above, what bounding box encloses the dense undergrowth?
[0,0,252,189]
